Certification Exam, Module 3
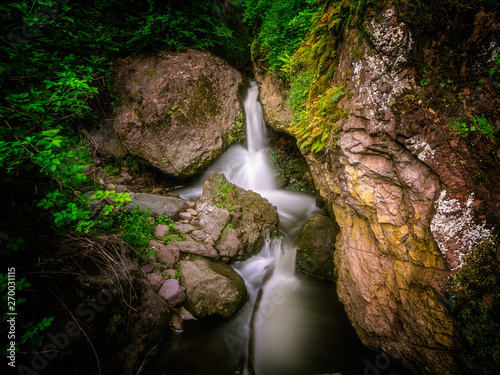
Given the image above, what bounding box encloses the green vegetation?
[449,236,500,374]
[450,116,497,140]
[118,210,184,259]
[243,0,317,70]
[0,0,252,242]
[213,176,235,209]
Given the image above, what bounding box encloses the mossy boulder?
[196,173,279,261]
[112,49,246,177]
[296,215,340,280]
[179,258,248,319]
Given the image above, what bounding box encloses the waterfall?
[140,82,379,375]
[178,81,322,374]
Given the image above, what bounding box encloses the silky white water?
[178,81,323,374]
[139,82,405,375]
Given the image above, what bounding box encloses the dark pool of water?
[137,274,413,375]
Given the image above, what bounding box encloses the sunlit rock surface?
[257,6,500,375]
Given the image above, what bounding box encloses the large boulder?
[296,215,340,280]
[112,49,246,177]
[196,173,279,261]
[179,258,248,319]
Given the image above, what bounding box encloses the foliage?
[117,209,183,258]
[450,116,497,140]
[156,216,186,244]
[0,0,252,241]
[213,176,235,209]
[117,209,157,257]
[20,317,54,347]
[449,236,500,374]
[283,0,367,153]
[0,274,44,355]
[242,0,318,71]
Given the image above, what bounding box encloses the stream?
[137,82,396,375]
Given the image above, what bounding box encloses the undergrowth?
[449,236,500,375]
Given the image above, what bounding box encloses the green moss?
[449,236,500,374]
[148,69,156,77]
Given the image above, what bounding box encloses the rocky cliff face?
[257,5,499,375]
[111,49,246,177]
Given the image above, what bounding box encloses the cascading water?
[137,82,383,375]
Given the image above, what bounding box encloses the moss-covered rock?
[196,173,279,261]
[296,215,340,280]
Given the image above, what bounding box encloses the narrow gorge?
[1,1,498,375]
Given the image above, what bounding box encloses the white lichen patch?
[406,136,436,161]
[351,8,414,118]
[430,190,493,270]
[353,61,363,87]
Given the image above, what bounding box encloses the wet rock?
[296,215,340,280]
[125,193,188,219]
[196,173,278,261]
[256,6,495,374]
[176,241,219,260]
[170,313,184,332]
[112,49,246,177]
[159,279,186,307]
[180,258,248,319]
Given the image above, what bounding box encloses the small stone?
[147,273,164,291]
[159,279,186,307]
[152,187,163,193]
[184,234,194,242]
[205,236,216,247]
[177,241,219,259]
[154,224,170,239]
[179,212,192,220]
[163,269,176,277]
[186,208,198,216]
[187,201,196,208]
[148,240,180,267]
[175,223,195,234]
[141,263,156,274]
[190,219,200,226]
[116,185,130,192]
[170,313,184,332]
[191,230,206,241]
[117,172,133,183]
[105,183,116,191]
